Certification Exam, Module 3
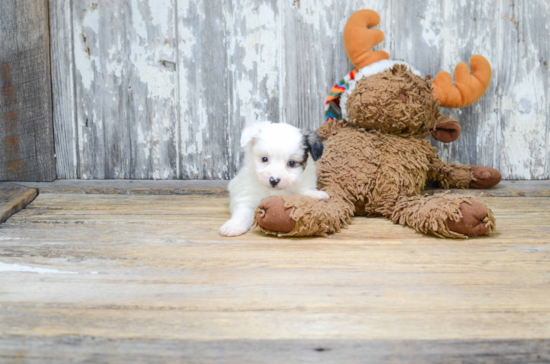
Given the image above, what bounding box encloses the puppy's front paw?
[219,220,251,237]
[303,190,330,200]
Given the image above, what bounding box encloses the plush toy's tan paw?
[447,199,491,236]
[470,165,502,189]
[255,196,296,233]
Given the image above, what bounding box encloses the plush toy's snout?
[432,118,461,143]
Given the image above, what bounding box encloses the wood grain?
[0,183,37,223]
[49,0,550,180]
[177,0,233,179]
[13,179,550,197]
[1,336,549,364]
[496,0,550,180]
[0,0,56,181]
[72,0,179,179]
[1,193,550,360]
[49,0,78,179]
[428,0,500,169]
[1,193,550,359]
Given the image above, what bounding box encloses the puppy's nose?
[269,177,281,187]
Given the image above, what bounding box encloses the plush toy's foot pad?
[447,199,491,236]
[470,165,502,189]
[255,196,296,233]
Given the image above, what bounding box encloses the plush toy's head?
[343,63,444,139]
[326,9,492,143]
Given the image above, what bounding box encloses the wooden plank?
[4,218,550,245]
[497,0,550,179]
[72,0,178,179]
[49,0,78,179]
[177,0,228,179]
[1,309,550,341]
[1,193,550,359]
[2,257,550,312]
[0,0,55,181]
[7,195,550,237]
[224,0,282,179]
[17,179,230,195]
[1,336,549,364]
[424,180,550,197]
[0,183,37,223]
[13,180,550,197]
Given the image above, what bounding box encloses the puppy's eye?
[288,161,296,167]
[262,157,268,162]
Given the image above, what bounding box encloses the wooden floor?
[1,192,550,362]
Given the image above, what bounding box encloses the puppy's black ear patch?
[302,130,324,161]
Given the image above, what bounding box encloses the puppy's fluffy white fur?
[220,122,329,237]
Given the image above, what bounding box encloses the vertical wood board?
[72,0,179,179]
[496,0,549,180]
[0,0,56,182]
[50,0,78,179]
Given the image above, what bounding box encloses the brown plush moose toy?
[254,9,502,238]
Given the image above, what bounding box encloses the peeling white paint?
[129,18,175,100]
[74,4,101,90]
[289,0,334,37]
[500,73,547,179]
[240,4,278,88]
[420,0,442,48]
[130,0,149,39]
[53,0,549,181]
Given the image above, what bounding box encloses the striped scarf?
[324,69,358,121]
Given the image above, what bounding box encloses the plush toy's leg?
[388,193,496,238]
[254,192,354,237]
[428,158,501,189]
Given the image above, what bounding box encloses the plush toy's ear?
[302,130,324,161]
[240,122,271,148]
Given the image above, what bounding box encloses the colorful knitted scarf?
[324,69,358,121]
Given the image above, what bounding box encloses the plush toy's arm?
[428,155,473,189]
[255,185,355,237]
[428,154,502,189]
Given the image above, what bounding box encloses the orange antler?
[432,55,492,108]
[343,10,389,69]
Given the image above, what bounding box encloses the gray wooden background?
[0,0,55,182]
[49,0,550,180]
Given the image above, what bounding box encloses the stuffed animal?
[254,9,502,238]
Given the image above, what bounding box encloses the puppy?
[220,122,329,237]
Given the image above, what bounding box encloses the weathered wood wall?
[0,0,56,181]
[50,0,550,180]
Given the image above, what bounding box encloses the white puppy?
[220,122,330,237]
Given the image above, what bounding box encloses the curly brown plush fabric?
[346,65,439,138]
[254,63,500,239]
